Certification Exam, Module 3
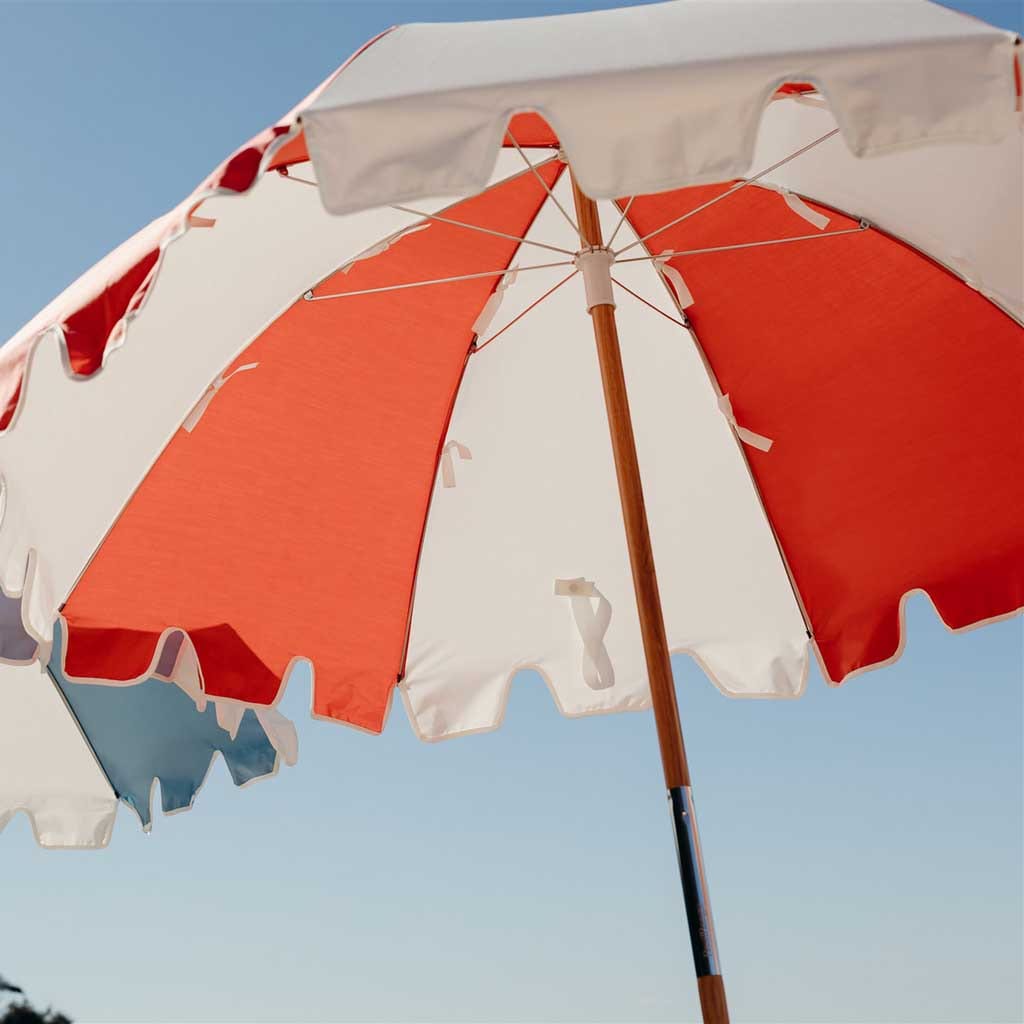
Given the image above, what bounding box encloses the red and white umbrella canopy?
[1,0,1020,813]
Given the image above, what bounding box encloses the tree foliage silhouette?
[1,1006,71,1024]
[0,975,71,1024]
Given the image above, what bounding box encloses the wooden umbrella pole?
[570,174,730,1024]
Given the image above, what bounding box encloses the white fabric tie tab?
[440,441,472,488]
[340,222,431,273]
[554,578,615,691]
[183,362,259,433]
[654,251,695,310]
[254,707,299,766]
[718,394,773,452]
[472,266,518,336]
[214,700,245,740]
[574,248,616,311]
[781,190,830,231]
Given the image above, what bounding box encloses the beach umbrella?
[1,1,1020,1017]
[0,619,296,848]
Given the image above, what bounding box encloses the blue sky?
[1,2,1021,1022]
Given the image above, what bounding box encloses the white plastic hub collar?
[574,247,616,311]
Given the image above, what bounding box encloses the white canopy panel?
[753,95,1024,318]
[0,663,117,848]
[303,0,1019,215]
[402,187,809,739]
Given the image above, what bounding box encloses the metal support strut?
[569,172,730,1024]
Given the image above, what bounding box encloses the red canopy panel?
[61,161,564,731]
[502,112,562,147]
[622,185,1024,683]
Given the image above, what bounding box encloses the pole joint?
[573,246,616,311]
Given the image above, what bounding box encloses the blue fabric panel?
[48,633,278,829]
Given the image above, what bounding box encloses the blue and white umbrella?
[0,618,296,848]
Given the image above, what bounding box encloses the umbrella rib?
[615,221,868,263]
[279,152,564,232]
[506,129,583,243]
[390,204,575,256]
[611,277,689,329]
[473,270,580,352]
[303,259,575,301]
[614,127,841,256]
[605,196,635,249]
[280,153,562,197]
[277,169,318,186]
